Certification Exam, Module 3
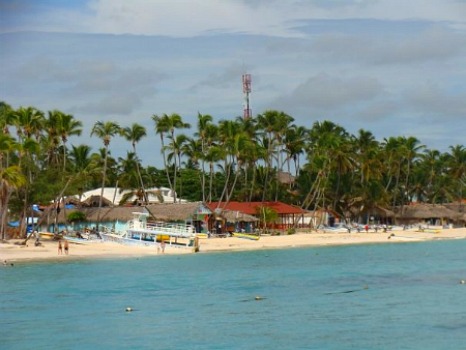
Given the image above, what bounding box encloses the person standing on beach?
[58,240,63,255]
[161,240,166,254]
[64,240,69,255]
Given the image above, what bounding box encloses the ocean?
[1,239,466,349]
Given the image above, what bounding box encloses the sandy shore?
[2,227,466,263]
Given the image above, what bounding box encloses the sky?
[1,0,465,167]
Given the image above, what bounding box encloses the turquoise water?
[1,240,466,349]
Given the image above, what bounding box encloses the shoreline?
[2,227,466,264]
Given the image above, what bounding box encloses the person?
[160,239,166,254]
[58,240,63,255]
[64,240,69,255]
[3,260,13,267]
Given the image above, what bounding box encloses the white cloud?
[2,0,465,37]
[2,0,466,163]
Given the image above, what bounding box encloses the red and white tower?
[242,73,252,119]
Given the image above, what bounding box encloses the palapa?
[45,202,207,224]
[396,203,458,220]
[222,210,259,223]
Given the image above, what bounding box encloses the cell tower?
[242,73,252,119]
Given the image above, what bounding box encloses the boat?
[63,236,100,245]
[100,212,200,252]
[38,231,63,240]
[232,232,260,240]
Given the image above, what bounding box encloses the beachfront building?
[394,203,459,227]
[39,202,212,234]
[77,186,184,206]
[206,201,309,233]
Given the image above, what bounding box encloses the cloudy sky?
[1,0,465,166]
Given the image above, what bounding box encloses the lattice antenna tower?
[242,73,252,119]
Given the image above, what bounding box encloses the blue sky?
[1,0,465,166]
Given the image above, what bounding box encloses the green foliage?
[67,211,86,222]
[1,99,465,231]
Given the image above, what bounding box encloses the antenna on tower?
[242,73,252,119]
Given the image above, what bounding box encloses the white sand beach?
[2,227,466,263]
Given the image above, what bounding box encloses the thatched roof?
[345,205,394,218]
[45,202,208,224]
[223,210,259,223]
[395,204,459,220]
[145,202,208,221]
[277,171,295,184]
[367,206,395,217]
[81,195,114,208]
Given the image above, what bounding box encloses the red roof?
[207,201,307,215]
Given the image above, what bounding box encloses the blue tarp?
[8,217,38,227]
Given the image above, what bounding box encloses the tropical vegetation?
[1,101,464,237]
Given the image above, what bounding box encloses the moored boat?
[100,212,200,252]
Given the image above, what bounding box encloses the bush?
[67,211,86,223]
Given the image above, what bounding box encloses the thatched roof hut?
[369,206,395,217]
[43,202,209,226]
[81,195,114,208]
[222,210,259,223]
[395,203,459,224]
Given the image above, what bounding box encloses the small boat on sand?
[232,232,260,240]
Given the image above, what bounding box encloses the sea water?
[1,239,466,350]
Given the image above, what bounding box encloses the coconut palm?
[0,165,26,240]
[283,125,308,179]
[195,113,214,202]
[0,101,15,136]
[399,136,425,204]
[68,144,100,202]
[256,110,294,201]
[121,123,148,203]
[153,113,191,200]
[165,133,189,202]
[90,121,120,211]
[58,112,82,171]
[446,145,466,202]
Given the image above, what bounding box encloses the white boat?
[63,236,101,245]
[100,212,200,252]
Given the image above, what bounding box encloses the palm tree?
[165,133,189,202]
[12,106,45,236]
[400,136,425,204]
[283,125,308,179]
[68,144,100,202]
[256,110,294,201]
[44,110,62,166]
[447,145,466,203]
[58,112,82,171]
[195,113,214,202]
[0,134,17,170]
[0,101,15,136]
[153,113,190,201]
[152,114,172,193]
[121,123,148,203]
[90,121,120,212]
[0,165,26,240]
[381,136,407,207]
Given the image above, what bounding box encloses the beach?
[2,226,466,263]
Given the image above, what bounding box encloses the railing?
[144,222,195,237]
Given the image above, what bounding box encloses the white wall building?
[78,187,185,205]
